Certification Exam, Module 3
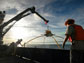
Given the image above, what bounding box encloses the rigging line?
[54,35,64,39]
[46,24,49,30]
[52,36,61,49]
[24,35,44,47]
[43,36,46,45]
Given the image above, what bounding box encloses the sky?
[0,0,84,45]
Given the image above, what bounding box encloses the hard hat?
[65,19,75,26]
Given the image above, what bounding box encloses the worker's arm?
[63,25,74,48]
[63,34,69,48]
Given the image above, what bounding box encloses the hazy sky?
[0,0,84,44]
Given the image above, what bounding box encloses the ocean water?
[26,44,71,50]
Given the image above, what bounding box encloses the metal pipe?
[30,6,49,23]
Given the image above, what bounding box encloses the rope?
[54,35,64,39]
[24,35,44,47]
[52,36,61,49]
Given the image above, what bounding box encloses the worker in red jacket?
[63,19,84,63]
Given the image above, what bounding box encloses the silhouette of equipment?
[2,6,49,38]
[24,30,64,49]
[30,7,49,23]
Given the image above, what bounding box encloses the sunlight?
[11,27,29,39]
[8,18,41,42]
[10,19,32,39]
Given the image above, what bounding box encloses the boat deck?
[0,46,70,63]
[0,55,38,63]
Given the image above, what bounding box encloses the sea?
[26,44,71,50]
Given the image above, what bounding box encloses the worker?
[63,19,84,63]
[6,39,23,55]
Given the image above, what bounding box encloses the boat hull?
[16,47,70,63]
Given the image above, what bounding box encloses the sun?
[10,27,29,39]
[9,19,32,39]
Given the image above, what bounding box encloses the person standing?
[7,39,23,55]
[63,19,84,63]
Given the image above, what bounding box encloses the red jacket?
[69,25,84,42]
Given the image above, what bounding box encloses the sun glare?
[9,19,32,39]
[11,27,29,39]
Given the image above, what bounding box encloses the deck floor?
[0,56,37,63]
